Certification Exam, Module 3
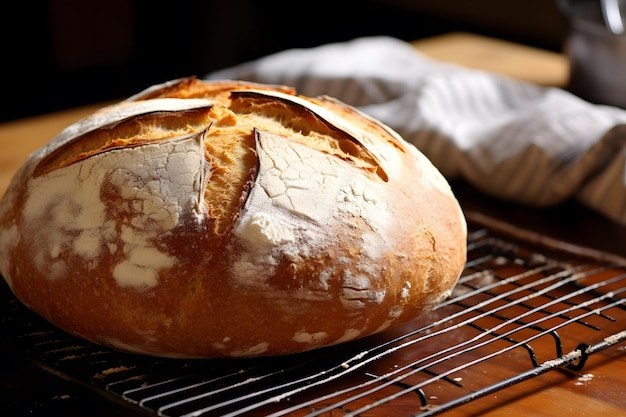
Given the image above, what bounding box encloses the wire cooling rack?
[1,212,626,416]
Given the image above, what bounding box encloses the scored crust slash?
[0,77,467,358]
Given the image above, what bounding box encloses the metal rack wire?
[1,215,625,416]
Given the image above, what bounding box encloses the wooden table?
[1,32,625,416]
[411,31,569,87]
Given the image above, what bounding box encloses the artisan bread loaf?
[0,78,466,358]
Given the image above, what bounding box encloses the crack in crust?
[34,107,214,177]
[229,90,389,182]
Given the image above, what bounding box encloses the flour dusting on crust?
[21,132,206,288]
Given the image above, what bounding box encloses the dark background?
[1,0,568,123]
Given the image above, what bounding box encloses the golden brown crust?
[0,78,466,358]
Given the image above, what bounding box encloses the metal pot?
[559,0,626,107]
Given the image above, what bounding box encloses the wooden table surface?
[1,32,625,417]
[410,31,569,87]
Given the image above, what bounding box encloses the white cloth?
[206,36,626,224]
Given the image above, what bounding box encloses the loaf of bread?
[0,78,466,358]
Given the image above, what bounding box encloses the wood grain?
[412,31,569,87]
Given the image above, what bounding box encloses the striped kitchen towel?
[206,36,626,224]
